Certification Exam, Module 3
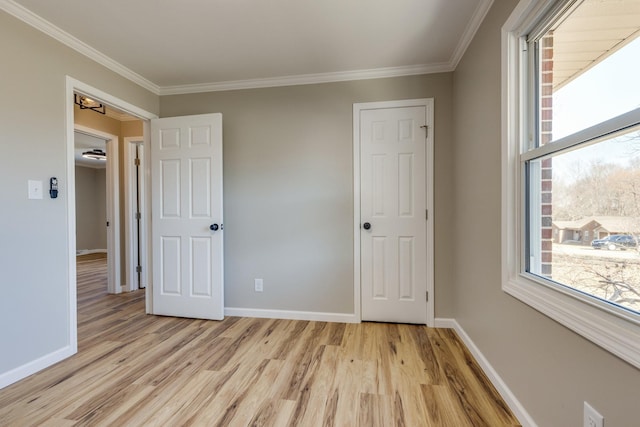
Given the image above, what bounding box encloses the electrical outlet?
[254,278,263,292]
[584,402,604,427]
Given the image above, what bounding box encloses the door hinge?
[135,212,141,220]
[134,158,141,166]
[426,209,428,220]
[136,265,142,273]
[426,291,429,302]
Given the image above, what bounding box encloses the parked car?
[591,234,637,250]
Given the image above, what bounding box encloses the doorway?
[353,99,435,326]
[65,77,158,351]
[73,126,120,293]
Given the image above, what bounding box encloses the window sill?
[503,275,640,369]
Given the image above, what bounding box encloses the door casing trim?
[123,136,148,293]
[353,98,435,326]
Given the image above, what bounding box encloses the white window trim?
[501,0,640,369]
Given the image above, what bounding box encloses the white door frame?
[123,136,148,292]
[65,76,157,353]
[74,124,120,294]
[353,98,435,327]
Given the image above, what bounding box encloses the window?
[503,0,640,368]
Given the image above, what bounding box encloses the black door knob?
[210,224,219,231]
[363,222,371,230]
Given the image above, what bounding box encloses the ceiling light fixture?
[82,149,107,161]
[74,94,106,115]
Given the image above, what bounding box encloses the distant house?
[552,218,598,245]
[553,216,640,245]
[591,216,640,239]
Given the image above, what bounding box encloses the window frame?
[502,0,640,369]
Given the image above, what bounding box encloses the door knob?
[210,224,219,231]
[363,222,371,230]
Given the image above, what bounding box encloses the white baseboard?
[76,248,107,255]
[224,307,359,323]
[434,317,456,328]
[0,345,76,390]
[434,317,537,427]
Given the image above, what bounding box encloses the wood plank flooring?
[0,254,521,426]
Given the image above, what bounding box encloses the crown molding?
[2,0,488,97]
[158,63,454,95]
[0,0,160,95]
[105,108,139,122]
[449,0,495,67]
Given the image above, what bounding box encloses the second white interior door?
[360,104,429,324]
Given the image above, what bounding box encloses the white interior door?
[151,113,224,320]
[360,104,430,324]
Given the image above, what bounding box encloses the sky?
[551,36,640,182]
[553,36,640,140]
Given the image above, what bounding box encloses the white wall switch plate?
[28,180,43,199]
[255,278,263,292]
[584,402,604,427]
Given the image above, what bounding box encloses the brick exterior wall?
[540,34,554,276]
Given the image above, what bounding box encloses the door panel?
[398,154,414,216]
[161,236,181,295]
[160,160,181,217]
[372,237,387,298]
[398,236,414,300]
[191,237,212,297]
[361,106,427,324]
[151,113,223,320]
[191,159,211,217]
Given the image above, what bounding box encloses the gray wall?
[0,10,158,374]
[161,75,455,316]
[75,166,106,251]
[451,1,640,426]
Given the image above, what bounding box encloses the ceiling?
[75,132,107,169]
[3,0,492,94]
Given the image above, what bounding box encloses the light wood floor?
[0,255,520,426]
